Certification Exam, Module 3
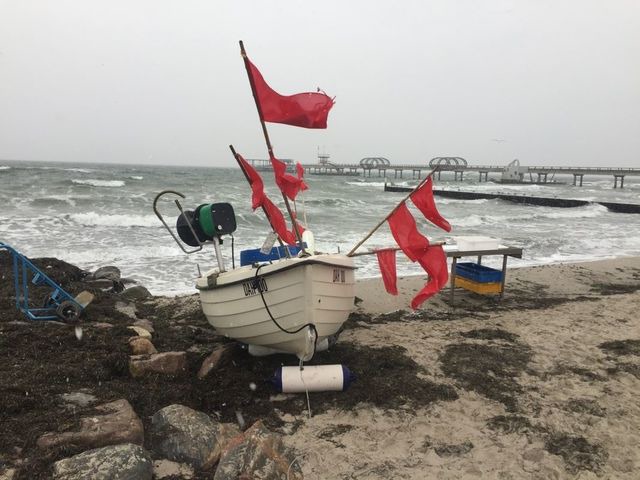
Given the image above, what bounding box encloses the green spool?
[197,204,216,237]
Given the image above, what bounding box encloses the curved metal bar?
[152,190,203,254]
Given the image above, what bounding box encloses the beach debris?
[129,352,187,377]
[37,399,144,450]
[271,364,355,393]
[214,420,302,480]
[150,404,240,470]
[598,339,640,356]
[0,468,17,480]
[197,343,238,379]
[440,341,532,411]
[52,443,152,480]
[545,434,608,474]
[121,285,152,300]
[127,325,152,338]
[128,337,158,355]
[152,459,194,480]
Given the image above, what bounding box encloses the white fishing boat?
[196,253,355,359]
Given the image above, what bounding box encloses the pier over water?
[299,157,640,188]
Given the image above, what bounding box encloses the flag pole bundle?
[347,170,452,309]
[236,40,334,250]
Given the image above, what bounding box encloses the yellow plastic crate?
[454,276,502,295]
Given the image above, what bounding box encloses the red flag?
[296,162,309,191]
[262,197,297,245]
[237,154,266,210]
[410,177,451,232]
[270,154,305,201]
[237,153,297,245]
[411,245,449,309]
[387,204,430,262]
[246,59,334,129]
[376,249,398,295]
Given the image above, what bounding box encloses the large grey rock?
[129,352,187,377]
[121,285,152,300]
[37,399,144,450]
[52,443,152,480]
[214,420,303,480]
[150,404,240,470]
[92,266,121,282]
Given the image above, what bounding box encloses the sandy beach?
[1,254,639,479]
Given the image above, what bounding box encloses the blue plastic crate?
[454,262,503,283]
[240,245,304,266]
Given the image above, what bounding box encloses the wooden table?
[446,246,524,304]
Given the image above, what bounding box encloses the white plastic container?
[272,364,355,393]
[454,236,501,251]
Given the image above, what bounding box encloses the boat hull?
[196,254,355,359]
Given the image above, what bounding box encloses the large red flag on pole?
[245,59,334,129]
[410,177,451,232]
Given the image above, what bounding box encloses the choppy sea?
[1,160,639,295]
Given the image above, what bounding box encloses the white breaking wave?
[0,166,11,170]
[129,176,144,180]
[346,181,389,188]
[69,212,160,227]
[72,179,125,187]
[64,168,92,173]
[537,204,607,219]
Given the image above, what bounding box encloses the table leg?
[500,255,508,298]
[450,257,457,305]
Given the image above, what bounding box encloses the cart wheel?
[56,301,81,324]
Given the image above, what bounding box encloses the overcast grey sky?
[1,0,639,168]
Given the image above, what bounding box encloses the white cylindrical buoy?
[272,364,355,393]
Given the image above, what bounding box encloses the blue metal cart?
[0,241,87,323]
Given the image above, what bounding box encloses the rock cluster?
[36,401,300,479]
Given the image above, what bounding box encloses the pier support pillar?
[614,175,625,188]
[478,171,489,182]
[437,171,441,180]
[573,174,584,186]
[394,169,402,178]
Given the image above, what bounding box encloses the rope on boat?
[253,265,319,357]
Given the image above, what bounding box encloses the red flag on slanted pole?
[234,151,297,245]
[376,249,398,295]
[387,203,430,261]
[410,177,451,232]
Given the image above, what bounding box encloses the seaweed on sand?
[440,342,532,411]
[545,434,608,474]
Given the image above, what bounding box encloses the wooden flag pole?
[346,167,440,257]
[239,40,305,249]
[229,144,287,252]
